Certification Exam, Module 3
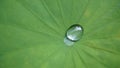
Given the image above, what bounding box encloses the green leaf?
[0,0,120,68]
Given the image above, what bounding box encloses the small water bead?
[64,24,83,46]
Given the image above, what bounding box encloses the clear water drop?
[64,24,83,46]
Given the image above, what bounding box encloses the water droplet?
[64,24,83,46]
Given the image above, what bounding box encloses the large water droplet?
[64,24,83,46]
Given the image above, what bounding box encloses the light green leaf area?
[0,0,120,68]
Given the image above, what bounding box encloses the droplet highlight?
[64,24,83,46]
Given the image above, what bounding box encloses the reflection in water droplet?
[64,24,83,46]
